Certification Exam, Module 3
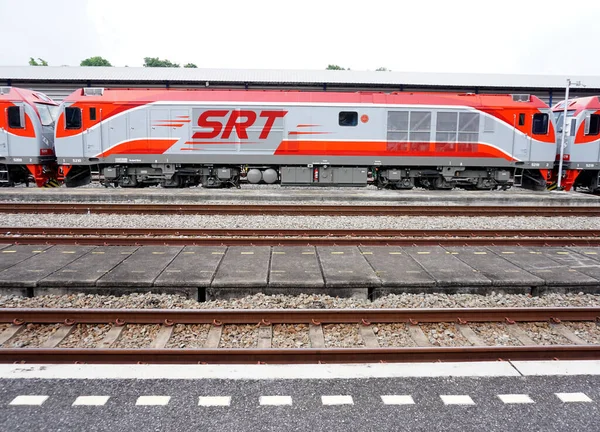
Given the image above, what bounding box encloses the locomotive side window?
[65,107,82,129]
[436,112,458,142]
[532,113,549,135]
[458,113,480,142]
[89,107,97,121]
[409,112,431,141]
[339,111,358,127]
[7,106,23,128]
[387,111,409,141]
[518,113,525,126]
[586,114,600,136]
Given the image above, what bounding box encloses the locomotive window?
[65,107,82,129]
[587,114,600,136]
[89,107,97,121]
[483,116,495,132]
[387,111,409,141]
[339,111,358,127]
[436,112,458,142]
[532,113,549,135]
[409,111,431,141]
[518,113,525,126]
[458,112,480,142]
[7,106,23,128]
[35,103,54,126]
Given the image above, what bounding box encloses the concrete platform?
[358,246,435,296]
[534,248,600,282]
[444,246,544,293]
[207,246,271,299]
[96,246,183,288]
[154,246,226,291]
[1,186,599,205]
[486,247,600,294]
[0,244,52,272]
[317,246,378,292]
[404,246,492,292]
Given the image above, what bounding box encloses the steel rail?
[2,307,599,324]
[2,235,600,246]
[2,203,600,216]
[2,227,599,238]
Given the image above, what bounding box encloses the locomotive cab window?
[89,107,97,121]
[532,113,549,135]
[7,106,23,129]
[65,107,82,129]
[339,111,358,127]
[518,113,525,126]
[586,114,600,136]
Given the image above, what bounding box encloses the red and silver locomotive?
[54,88,557,190]
[0,87,59,187]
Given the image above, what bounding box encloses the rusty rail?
[1,307,600,363]
[2,203,600,216]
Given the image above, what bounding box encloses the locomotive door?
[83,108,101,157]
[170,109,189,147]
[128,109,147,154]
[0,123,6,155]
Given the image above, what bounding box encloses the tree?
[375,67,391,71]
[184,63,198,68]
[326,64,346,70]
[29,57,48,66]
[143,57,180,68]
[80,56,112,67]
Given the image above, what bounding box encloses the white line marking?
[381,395,415,405]
[322,395,353,405]
[511,360,600,376]
[73,396,110,406]
[497,394,534,404]
[198,396,231,407]
[0,362,521,380]
[555,393,593,403]
[9,395,48,406]
[136,396,171,406]
[440,395,475,405]
[260,396,292,406]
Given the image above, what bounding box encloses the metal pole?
[557,79,571,189]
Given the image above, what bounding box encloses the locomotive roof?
[63,88,549,109]
[0,86,57,105]
[552,96,600,113]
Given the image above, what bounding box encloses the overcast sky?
[1,0,599,75]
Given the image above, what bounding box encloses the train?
[0,87,59,187]
[5,85,600,192]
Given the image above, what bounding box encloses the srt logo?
[193,110,287,140]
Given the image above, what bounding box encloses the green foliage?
[80,56,112,67]
[184,63,198,68]
[143,57,180,68]
[29,57,48,66]
[326,64,346,70]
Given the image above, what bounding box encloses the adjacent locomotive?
[54,88,556,190]
[552,96,600,192]
[0,87,59,186]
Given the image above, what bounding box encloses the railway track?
[0,307,598,364]
[1,203,600,216]
[1,227,599,246]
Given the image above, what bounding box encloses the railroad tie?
[504,324,536,346]
[309,324,325,348]
[549,323,588,345]
[407,324,432,347]
[151,325,175,349]
[359,325,379,348]
[0,324,24,346]
[455,324,486,346]
[98,325,126,348]
[205,325,223,348]
[257,325,273,349]
[40,324,74,348]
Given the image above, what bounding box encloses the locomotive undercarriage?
[63,163,543,191]
[572,170,600,193]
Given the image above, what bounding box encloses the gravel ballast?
[2,214,600,230]
[1,292,599,310]
[59,324,111,348]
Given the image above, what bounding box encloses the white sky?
[1,0,599,74]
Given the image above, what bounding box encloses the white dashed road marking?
[73,396,110,406]
[322,395,354,405]
[198,396,231,407]
[381,395,415,405]
[136,396,171,406]
[259,396,293,406]
[10,395,48,406]
[555,393,593,403]
[440,395,475,405]
[498,394,534,404]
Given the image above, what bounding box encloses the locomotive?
[0,87,59,186]
[53,88,557,190]
[552,96,600,192]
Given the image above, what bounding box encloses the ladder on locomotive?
[0,164,9,184]
[513,167,524,187]
[90,164,103,183]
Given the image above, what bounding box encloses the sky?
[1,0,599,75]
